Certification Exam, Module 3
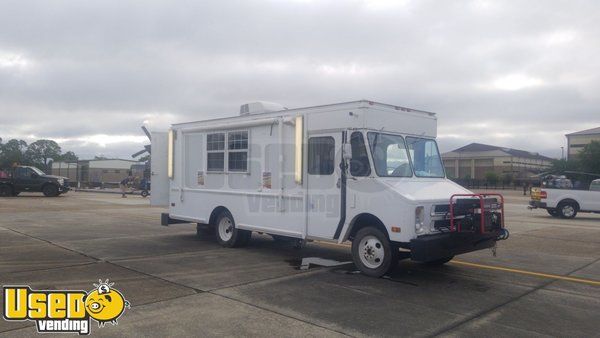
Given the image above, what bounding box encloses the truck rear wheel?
[0,185,13,197]
[547,209,559,217]
[351,227,398,277]
[42,184,59,197]
[558,202,577,219]
[215,210,251,248]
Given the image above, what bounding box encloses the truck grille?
[433,204,449,214]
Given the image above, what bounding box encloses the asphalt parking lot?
[1,190,599,337]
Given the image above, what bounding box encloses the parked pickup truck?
[0,166,70,197]
[529,176,600,219]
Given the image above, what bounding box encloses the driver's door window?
[15,167,32,179]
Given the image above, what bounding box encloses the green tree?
[501,173,513,185]
[578,140,600,174]
[549,158,580,173]
[25,139,62,171]
[0,139,28,168]
[59,151,79,162]
[485,171,499,185]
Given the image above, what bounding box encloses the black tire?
[0,185,13,197]
[557,201,578,219]
[214,210,251,248]
[423,256,454,266]
[351,227,398,277]
[547,209,560,217]
[141,190,149,198]
[42,184,59,197]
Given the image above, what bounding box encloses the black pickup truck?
[0,166,70,197]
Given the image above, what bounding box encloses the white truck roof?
[172,100,438,138]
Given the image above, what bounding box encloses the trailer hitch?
[496,228,510,241]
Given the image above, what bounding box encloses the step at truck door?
[150,131,169,206]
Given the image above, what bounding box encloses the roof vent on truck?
[240,101,287,115]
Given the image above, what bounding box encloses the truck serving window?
[228,131,248,172]
[367,132,412,177]
[207,133,225,171]
[405,137,445,178]
[206,131,249,173]
[350,132,370,177]
[308,137,335,175]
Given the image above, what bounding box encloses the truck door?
[307,132,343,239]
[150,131,169,206]
[13,167,36,191]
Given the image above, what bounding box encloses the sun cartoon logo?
[85,279,130,327]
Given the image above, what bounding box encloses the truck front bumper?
[528,200,547,209]
[410,232,500,263]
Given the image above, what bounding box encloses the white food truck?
[152,100,508,277]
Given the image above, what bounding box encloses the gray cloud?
[1,0,599,159]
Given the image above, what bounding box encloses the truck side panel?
[169,122,306,238]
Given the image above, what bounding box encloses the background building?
[566,127,600,160]
[442,143,553,180]
[51,161,78,182]
[52,159,143,187]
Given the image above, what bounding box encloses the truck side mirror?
[342,143,353,160]
[31,173,38,178]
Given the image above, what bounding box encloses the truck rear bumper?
[409,232,499,262]
[528,200,547,209]
[161,213,193,226]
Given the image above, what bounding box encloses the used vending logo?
[3,279,130,335]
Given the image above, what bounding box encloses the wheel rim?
[562,205,575,217]
[358,235,385,269]
[218,217,233,242]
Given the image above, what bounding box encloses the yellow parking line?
[314,241,600,286]
[451,260,600,286]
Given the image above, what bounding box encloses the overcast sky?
[1,0,599,159]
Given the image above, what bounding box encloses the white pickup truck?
[529,178,600,218]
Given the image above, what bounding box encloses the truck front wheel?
[558,202,578,219]
[351,227,398,277]
[42,184,59,197]
[215,210,251,248]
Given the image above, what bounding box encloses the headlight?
[415,206,425,234]
[58,179,64,185]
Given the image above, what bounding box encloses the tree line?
[549,140,600,175]
[0,138,78,173]
[484,140,600,185]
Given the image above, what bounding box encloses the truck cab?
[0,166,70,197]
